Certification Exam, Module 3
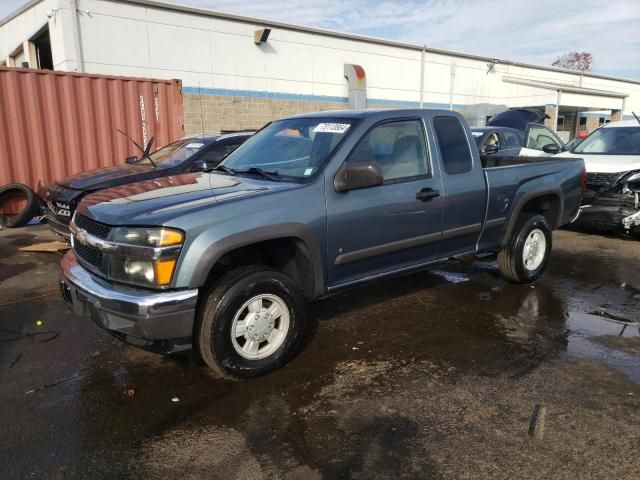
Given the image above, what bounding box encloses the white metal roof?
[2,0,640,86]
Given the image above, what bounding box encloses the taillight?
[581,169,587,197]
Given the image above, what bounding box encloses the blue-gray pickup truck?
[60,109,585,379]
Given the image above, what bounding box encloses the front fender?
[183,223,325,297]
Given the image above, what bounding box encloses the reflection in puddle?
[565,310,640,383]
[430,270,469,283]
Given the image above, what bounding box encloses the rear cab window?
[433,116,473,175]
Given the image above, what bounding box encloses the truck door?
[432,115,487,257]
[325,118,444,288]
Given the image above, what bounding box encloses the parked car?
[472,126,524,160]
[565,129,589,151]
[59,109,584,379]
[472,108,568,162]
[39,132,253,237]
[556,119,640,236]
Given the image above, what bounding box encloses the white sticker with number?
[314,123,351,134]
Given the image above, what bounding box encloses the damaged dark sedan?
[39,132,252,238]
[557,119,640,236]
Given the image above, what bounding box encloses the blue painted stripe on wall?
[183,86,348,103]
[184,86,466,110]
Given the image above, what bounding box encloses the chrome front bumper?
[60,250,198,354]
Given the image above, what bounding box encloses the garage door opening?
[32,25,53,70]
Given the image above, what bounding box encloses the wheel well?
[519,194,561,228]
[203,237,316,299]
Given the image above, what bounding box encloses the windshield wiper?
[116,129,157,168]
[213,165,236,175]
[234,167,280,181]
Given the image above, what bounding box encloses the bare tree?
[552,51,593,72]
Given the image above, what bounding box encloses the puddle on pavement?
[2,244,639,478]
[564,310,639,383]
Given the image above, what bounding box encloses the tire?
[497,214,552,283]
[0,183,41,228]
[195,265,307,380]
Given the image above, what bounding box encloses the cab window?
[433,116,473,175]
[348,120,429,182]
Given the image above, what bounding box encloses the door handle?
[416,188,440,202]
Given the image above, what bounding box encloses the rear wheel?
[498,214,552,283]
[195,266,306,380]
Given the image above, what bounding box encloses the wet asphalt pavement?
[0,225,639,479]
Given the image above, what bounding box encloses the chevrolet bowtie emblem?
[75,229,88,246]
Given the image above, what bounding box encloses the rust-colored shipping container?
[0,67,184,213]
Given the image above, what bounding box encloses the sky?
[2,0,639,79]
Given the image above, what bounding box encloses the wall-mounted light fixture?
[254,28,271,44]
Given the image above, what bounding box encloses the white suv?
[556,119,640,236]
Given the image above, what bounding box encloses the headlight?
[108,227,184,288]
[110,257,178,287]
[111,227,183,247]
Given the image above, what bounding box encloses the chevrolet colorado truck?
[60,109,585,379]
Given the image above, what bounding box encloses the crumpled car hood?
[555,151,640,174]
[58,164,158,191]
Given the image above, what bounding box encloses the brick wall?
[184,93,470,135]
[585,116,600,132]
[184,93,347,134]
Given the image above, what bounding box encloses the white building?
[2,0,639,136]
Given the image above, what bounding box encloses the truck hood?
[58,164,158,191]
[555,151,640,173]
[77,172,300,225]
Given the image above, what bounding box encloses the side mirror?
[125,156,138,164]
[542,144,561,155]
[334,161,384,192]
[626,172,640,193]
[192,160,215,172]
[484,144,499,155]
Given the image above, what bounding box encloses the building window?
[557,115,565,130]
[579,117,587,127]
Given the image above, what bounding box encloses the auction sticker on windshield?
[314,123,351,134]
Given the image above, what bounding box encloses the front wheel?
[498,214,552,283]
[195,266,307,380]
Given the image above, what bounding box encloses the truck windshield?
[138,139,209,168]
[574,127,640,155]
[220,117,357,180]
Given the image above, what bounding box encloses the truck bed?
[476,156,585,253]
[482,155,581,168]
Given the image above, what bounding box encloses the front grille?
[74,214,112,239]
[74,243,103,268]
